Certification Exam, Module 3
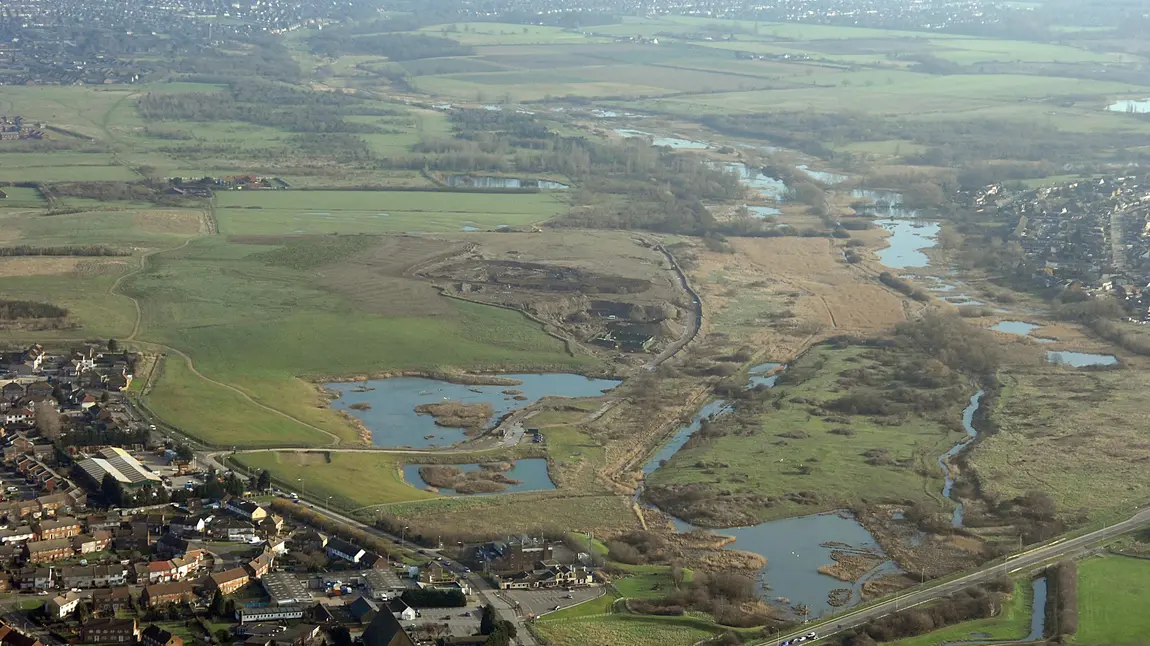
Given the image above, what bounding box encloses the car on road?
[563,594,573,599]
[550,605,560,611]
[806,633,818,640]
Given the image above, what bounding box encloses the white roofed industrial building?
[76,448,161,488]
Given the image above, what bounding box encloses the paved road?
[756,507,1150,646]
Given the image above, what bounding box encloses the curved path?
[110,235,344,447]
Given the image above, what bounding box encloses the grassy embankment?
[231,451,437,509]
[647,343,969,525]
[888,577,1035,646]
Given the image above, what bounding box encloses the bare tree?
[35,400,61,441]
[670,563,685,590]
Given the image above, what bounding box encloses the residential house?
[0,527,35,544]
[388,599,416,622]
[46,592,81,619]
[140,625,183,646]
[61,564,127,589]
[209,568,250,595]
[212,517,255,542]
[225,500,267,522]
[360,611,416,646]
[290,529,326,551]
[246,551,274,580]
[140,582,195,607]
[90,587,133,614]
[146,560,178,584]
[35,517,80,541]
[79,618,138,644]
[415,562,456,587]
[325,538,365,564]
[258,514,283,537]
[72,531,112,554]
[25,538,72,563]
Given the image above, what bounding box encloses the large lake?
[328,374,621,448]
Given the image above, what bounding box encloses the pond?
[614,128,711,149]
[796,164,847,184]
[1107,98,1150,114]
[721,162,789,201]
[851,189,919,219]
[1047,351,1119,367]
[747,362,783,388]
[991,321,1041,336]
[747,205,781,218]
[876,220,940,269]
[443,175,569,190]
[327,374,621,448]
[403,458,555,494]
[639,365,897,619]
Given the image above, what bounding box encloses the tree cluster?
[0,300,67,320]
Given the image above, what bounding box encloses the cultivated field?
[213,190,567,236]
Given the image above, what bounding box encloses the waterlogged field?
[213,190,567,235]
[973,366,1150,521]
[648,344,968,524]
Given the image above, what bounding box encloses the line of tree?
[0,246,128,257]
[0,300,67,320]
[835,580,1011,645]
[1045,561,1078,640]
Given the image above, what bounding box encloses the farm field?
[889,578,1034,646]
[971,365,1150,521]
[1075,555,1150,645]
[232,451,436,509]
[212,190,567,235]
[647,344,969,526]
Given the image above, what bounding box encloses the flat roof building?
[76,448,160,488]
[261,572,312,606]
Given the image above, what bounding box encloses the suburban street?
[756,507,1150,645]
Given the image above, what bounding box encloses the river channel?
[328,374,621,448]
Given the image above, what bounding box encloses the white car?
[806,633,818,640]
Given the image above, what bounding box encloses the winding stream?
[940,390,984,527]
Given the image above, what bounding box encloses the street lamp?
[297,477,305,499]
[401,525,409,546]
[326,496,332,512]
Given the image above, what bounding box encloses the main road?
[756,507,1150,645]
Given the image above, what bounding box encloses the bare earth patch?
[0,257,85,277]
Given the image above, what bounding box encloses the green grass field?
[232,451,437,508]
[612,564,695,600]
[213,190,567,235]
[130,237,594,447]
[1075,555,1150,645]
[649,344,968,524]
[533,613,723,646]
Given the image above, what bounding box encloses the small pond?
[1107,98,1150,114]
[721,162,789,201]
[876,220,940,269]
[851,189,919,219]
[796,164,847,184]
[1046,351,1119,367]
[672,512,896,618]
[443,175,569,190]
[747,362,782,388]
[328,374,621,448]
[403,458,555,494]
[747,205,781,218]
[614,128,711,149]
[991,321,1041,336]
